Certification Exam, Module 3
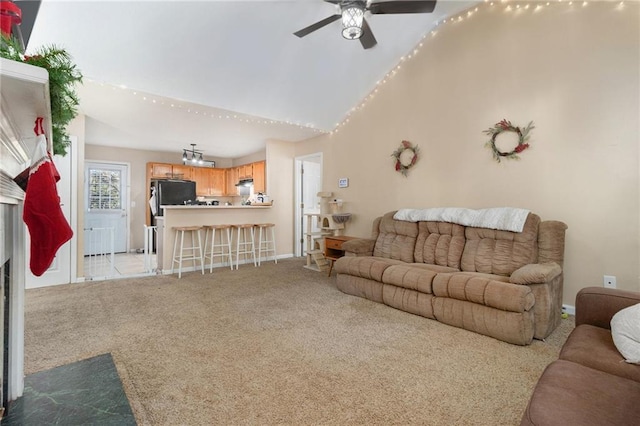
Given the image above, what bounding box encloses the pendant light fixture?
[182,143,204,165]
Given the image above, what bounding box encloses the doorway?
[84,162,129,256]
[294,153,323,257]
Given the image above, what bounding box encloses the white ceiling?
[28,0,478,158]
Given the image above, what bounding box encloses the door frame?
[294,152,323,257]
[84,159,131,255]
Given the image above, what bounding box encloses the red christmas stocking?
[23,134,73,276]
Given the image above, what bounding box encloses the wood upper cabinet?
[209,169,226,196]
[149,162,192,180]
[252,161,266,193]
[192,167,226,196]
[192,167,210,196]
[172,164,193,180]
[226,167,238,196]
[238,163,253,180]
[149,162,173,179]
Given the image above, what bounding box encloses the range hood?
[235,179,253,187]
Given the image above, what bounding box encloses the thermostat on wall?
[338,178,349,188]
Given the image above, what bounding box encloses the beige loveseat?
[334,210,568,345]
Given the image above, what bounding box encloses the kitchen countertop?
[161,205,271,209]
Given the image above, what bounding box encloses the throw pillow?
[611,303,640,364]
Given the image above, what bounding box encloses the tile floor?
[84,252,157,280]
[2,353,136,425]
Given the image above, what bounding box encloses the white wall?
[296,1,640,304]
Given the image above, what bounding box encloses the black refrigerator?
[150,179,197,218]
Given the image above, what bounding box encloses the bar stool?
[232,224,256,269]
[171,226,205,278]
[254,223,277,266]
[203,224,233,272]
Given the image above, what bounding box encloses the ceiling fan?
[293,0,437,49]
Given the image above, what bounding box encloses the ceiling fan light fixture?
[341,4,365,40]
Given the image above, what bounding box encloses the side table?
[325,235,357,276]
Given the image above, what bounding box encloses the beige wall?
[296,2,640,304]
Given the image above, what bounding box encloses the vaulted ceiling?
[27,0,478,158]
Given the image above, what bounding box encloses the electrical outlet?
[603,275,617,289]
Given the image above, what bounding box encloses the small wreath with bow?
[392,140,419,176]
[483,119,534,162]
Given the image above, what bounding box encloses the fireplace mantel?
[0,57,53,406]
[0,58,52,186]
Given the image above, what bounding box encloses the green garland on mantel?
[1,35,82,156]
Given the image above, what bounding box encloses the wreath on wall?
[392,140,419,177]
[483,119,534,163]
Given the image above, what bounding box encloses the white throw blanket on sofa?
[393,207,531,232]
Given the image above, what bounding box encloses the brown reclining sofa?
[334,210,567,345]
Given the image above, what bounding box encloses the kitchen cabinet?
[238,164,253,180]
[209,169,226,196]
[148,162,192,180]
[172,164,192,180]
[252,161,266,193]
[191,167,226,196]
[148,163,173,179]
[225,167,238,196]
[192,167,209,196]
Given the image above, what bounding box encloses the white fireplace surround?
[0,58,53,402]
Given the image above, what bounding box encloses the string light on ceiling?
[329,0,630,136]
[87,79,327,133]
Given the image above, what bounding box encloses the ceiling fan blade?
[293,14,341,38]
[368,1,437,15]
[360,19,377,49]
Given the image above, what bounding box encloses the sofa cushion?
[381,265,438,293]
[461,213,540,276]
[432,273,535,313]
[382,285,435,319]
[414,221,465,268]
[334,256,404,282]
[521,359,640,426]
[373,212,419,263]
[432,298,534,345]
[559,324,640,382]
[611,303,640,365]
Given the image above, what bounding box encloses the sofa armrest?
[575,287,640,329]
[509,262,562,285]
[342,238,375,256]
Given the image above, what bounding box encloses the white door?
[84,162,128,255]
[26,138,76,289]
[294,154,323,256]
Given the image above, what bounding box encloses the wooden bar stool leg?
[172,229,180,276]
[197,228,204,274]
[178,229,185,278]
[208,227,216,273]
[225,227,233,270]
[271,226,277,265]
[257,225,263,266]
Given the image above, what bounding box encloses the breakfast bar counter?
[156,204,274,273]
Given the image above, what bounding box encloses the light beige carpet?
[24,258,573,425]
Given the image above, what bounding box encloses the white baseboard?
[160,253,294,275]
[562,304,575,316]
